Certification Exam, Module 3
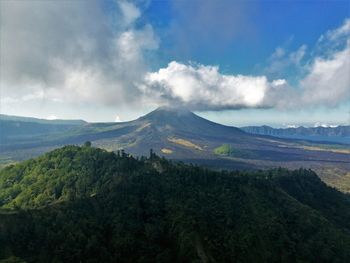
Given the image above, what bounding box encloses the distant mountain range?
[241,125,350,144]
[1,107,349,192]
[0,114,86,125]
[0,114,86,146]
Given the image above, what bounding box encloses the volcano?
[1,107,349,188]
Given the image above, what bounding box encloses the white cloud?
[139,61,288,110]
[141,17,350,111]
[264,44,307,79]
[0,0,158,107]
[271,47,286,59]
[300,42,350,106]
[2,89,45,104]
[46,115,58,120]
[321,18,350,42]
[300,19,350,107]
[118,1,141,25]
[1,1,348,115]
[115,115,122,122]
[263,18,350,109]
[289,45,307,64]
[271,79,287,86]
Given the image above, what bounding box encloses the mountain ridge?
[241,125,350,144]
[241,124,350,137]
[0,114,86,125]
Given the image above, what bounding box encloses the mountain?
[0,114,86,125]
[0,145,349,262]
[241,125,350,144]
[0,114,86,147]
[0,107,349,192]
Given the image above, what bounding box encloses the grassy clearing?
[214,144,258,159]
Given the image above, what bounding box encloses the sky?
[0,0,349,127]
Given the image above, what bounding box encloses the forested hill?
[0,145,350,262]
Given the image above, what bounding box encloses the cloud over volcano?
[0,1,349,115]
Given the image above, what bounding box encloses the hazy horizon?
[1,106,348,129]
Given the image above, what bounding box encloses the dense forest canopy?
[0,145,349,262]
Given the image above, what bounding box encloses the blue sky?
[1,0,349,127]
[145,0,349,73]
